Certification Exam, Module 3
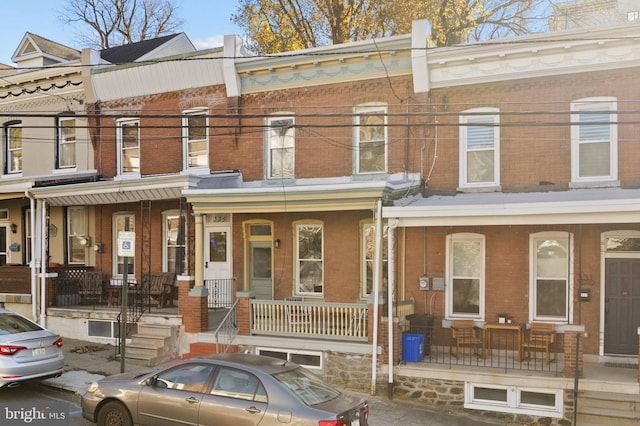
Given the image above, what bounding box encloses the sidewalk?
[43,338,501,426]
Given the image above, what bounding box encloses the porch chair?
[521,322,556,364]
[142,272,176,307]
[79,271,105,305]
[450,319,484,359]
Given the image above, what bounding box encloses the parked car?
[82,353,369,426]
[0,308,64,387]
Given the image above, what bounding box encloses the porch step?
[577,391,640,426]
[137,323,174,337]
[122,324,177,366]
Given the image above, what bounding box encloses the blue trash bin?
[402,333,424,362]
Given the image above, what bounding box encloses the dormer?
[11,33,80,69]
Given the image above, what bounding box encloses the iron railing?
[205,278,235,309]
[213,300,239,353]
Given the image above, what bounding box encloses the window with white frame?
[355,105,387,174]
[67,206,87,264]
[163,211,187,274]
[182,109,208,170]
[530,232,572,322]
[465,383,563,418]
[295,221,323,296]
[5,121,22,174]
[446,233,484,319]
[256,347,322,370]
[113,213,135,276]
[267,116,294,179]
[361,221,389,298]
[571,97,617,184]
[459,108,499,188]
[57,116,76,169]
[117,118,140,176]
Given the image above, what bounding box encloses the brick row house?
[2,18,640,425]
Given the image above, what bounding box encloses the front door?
[204,225,233,306]
[604,258,640,355]
[249,241,272,300]
[0,226,6,265]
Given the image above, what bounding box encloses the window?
[361,221,389,298]
[446,233,485,319]
[5,121,22,174]
[117,118,140,176]
[459,108,500,189]
[295,222,323,296]
[266,116,294,179]
[465,383,563,418]
[163,211,187,274]
[182,109,208,170]
[571,97,617,184]
[256,348,322,370]
[113,213,135,276]
[57,116,76,168]
[530,232,572,322]
[211,367,267,402]
[355,105,387,173]
[628,11,639,22]
[67,206,87,264]
[155,363,215,393]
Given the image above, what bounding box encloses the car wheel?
[97,401,132,426]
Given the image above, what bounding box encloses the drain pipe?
[370,199,382,395]
[25,191,36,321]
[387,218,399,397]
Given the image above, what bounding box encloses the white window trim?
[266,114,295,179]
[57,116,76,169]
[116,118,141,179]
[464,383,563,418]
[570,97,618,186]
[67,206,87,265]
[445,233,485,320]
[6,122,22,174]
[162,210,187,274]
[255,347,323,371]
[294,221,323,297]
[354,104,388,174]
[529,231,574,323]
[459,107,500,190]
[181,108,210,174]
[361,220,390,299]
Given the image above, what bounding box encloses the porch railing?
[250,300,368,341]
[205,278,235,309]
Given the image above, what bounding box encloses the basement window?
[88,320,136,339]
[465,383,562,418]
[256,347,322,370]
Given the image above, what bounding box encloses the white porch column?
[194,213,204,287]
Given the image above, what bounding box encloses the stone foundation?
[324,351,372,394]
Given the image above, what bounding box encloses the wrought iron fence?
[205,278,235,309]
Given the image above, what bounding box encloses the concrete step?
[130,333,167,348]
[577,407,640,426]
[137,323,174,337]
[577,391,640,426]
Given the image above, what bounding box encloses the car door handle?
[185,396,200,404]
[245,406,261,414]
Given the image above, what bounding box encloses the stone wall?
[324,351,372,394]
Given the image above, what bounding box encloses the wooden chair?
[450,319,484,358]
[79,271,105,305]
[141,272,176,307]
[521,322,556,364]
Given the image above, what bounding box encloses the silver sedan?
[82,353,369,426]
[0,308,64,388]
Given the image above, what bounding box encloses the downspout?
[39,200,47,327]
[370,199,382,395]
[387,218,399,396]
[25,191,36,321]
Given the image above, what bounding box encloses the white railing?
[250,300,368,341]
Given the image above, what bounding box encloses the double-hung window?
[446,233,484,319]
[163,210,187,274]
[355,105,387,174]
[117,118,140,176]
[267,116,294,179]
[529,232,572,322]
[57,116,76,169]
[570,97,617,184]
[459,108,499,189]
[67,206,86,264]
[361,221,388,298]
[5,121,22,174]
[182,109,208,171]
[295,221,323,296]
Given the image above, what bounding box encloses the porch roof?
[383,187,640,226]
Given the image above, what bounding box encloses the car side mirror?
[147,375,158,386]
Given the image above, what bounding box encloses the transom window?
[57,116,76,169]
[182,109,208,170]
[571,97,617,184]
[117,118,140,175]
[446,233,485,319]
[295,222,323,296]
[267,116,294,179]
[459,108,500,189]
[5,121,22,174]
[530,232,572,322]
[355,105,387,174]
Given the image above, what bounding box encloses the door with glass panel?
[204,225,232,307]
[0,226,7,265]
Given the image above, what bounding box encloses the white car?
[0,308,64,387]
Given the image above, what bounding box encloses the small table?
[484,322,525,362]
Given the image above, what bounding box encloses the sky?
[0,0,242,64]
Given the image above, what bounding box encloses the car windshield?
[0,314,43,335]
[273,366,340,406]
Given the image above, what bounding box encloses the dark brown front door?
[604,258,640,355]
